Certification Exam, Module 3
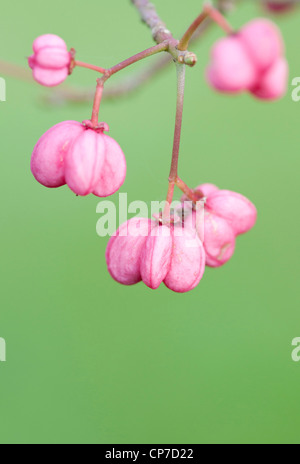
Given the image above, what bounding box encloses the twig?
[131,0,173,43]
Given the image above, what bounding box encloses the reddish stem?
[176,178,199,203]
[168,64,186,183]
[163,63,186,220]
[91,81,104,126]
[178,3,233,51]
[206,4,233,34]
[75,61,106,74]
[107,42,168,77]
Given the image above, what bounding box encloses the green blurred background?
[0,0,299,445]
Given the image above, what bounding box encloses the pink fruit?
[206,19,288,100]
[106,218,153,286]
[164,225,206,293]
[64,130,106,196]
[239,19,283,71]
[207,36,257,93]
[186,211,236,268]
[106,220,206,293]
[31,121,126,197]
[140,224,173,290]
[184,184,257,268]
[92,135,127,198]
[31,121,84,188]
[28,34,71,87]
[206,190,257,236]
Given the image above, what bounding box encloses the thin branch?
[131,0,173,43]
[45,16,214,105]
[0,0,233,105]
[0,61,32,82]
[163,63,186,220]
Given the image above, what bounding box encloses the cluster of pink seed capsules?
[28,7,288,293]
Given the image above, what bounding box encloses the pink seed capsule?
[164,225,206,293]
[207,36,257,93]
[185,210,236,268]
[106,218,153,286]
[239,19,284,71]
[64,130,106,196]
[31,121,127,198]
[28,34,71,87]
[206,18,288,100]
[140,224,173,290]
[93,135,127,198]
[206,190,257,236]
[250,57,288,100]
[31,121,84,188]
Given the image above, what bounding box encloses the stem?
[178,3,234,51]
[169,64,186,183]
[45,15,216,105]
[107,42,168,77]
[206,4,234,34]
[131,0,173,43]
[75,61,106,74]
[91,81,104,126]
[178,11,209,51]
[176,178,199,203]
[163,63,186,220]
[0,61,32,82]
[88,43,167,126]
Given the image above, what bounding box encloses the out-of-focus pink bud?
[31,121,84,188]
[106,218,153,286]
[28,34,71,87]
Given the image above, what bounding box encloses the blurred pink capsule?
[239,19,283,71]
[250,57,289,100]
[31,121,84,188]
[206,19,288,100]
[28,34,71,87]
[207,36,257,93]
[106,218,153,286]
